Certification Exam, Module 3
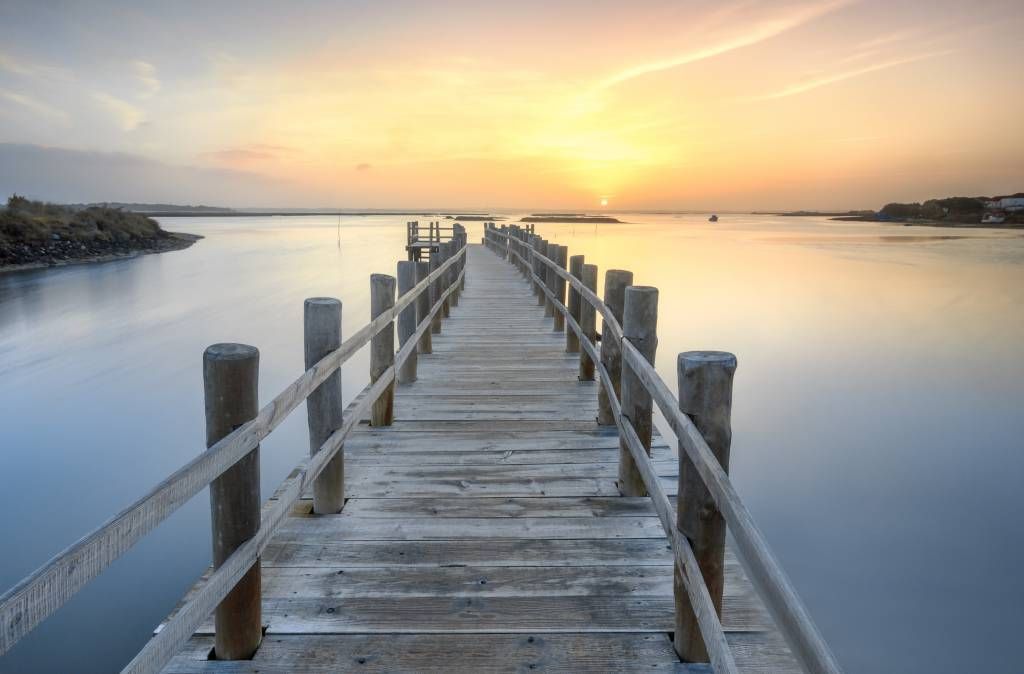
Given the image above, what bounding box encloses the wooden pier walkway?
[0,224,840,673]
[162,245,796,672]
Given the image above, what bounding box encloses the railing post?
[203,343,262,660]
[596,269,633,425]
[304,299,345,514]
[429,250,443,335]
[617,286,659,496]
[543,242,556,317]
[552,245,568,332]
[415,260,432,354]
[566,255,584,352]
[579,264,598,381]
[440,242,451,319]
[370,274,396,426]
[450,238,461,307]
[674,351,737,662]
[535,238,547,305]
[396,261,418,384]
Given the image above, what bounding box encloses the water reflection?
[0,214,1022,673]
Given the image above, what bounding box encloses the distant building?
[998,197,1024,212]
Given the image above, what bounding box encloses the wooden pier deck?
[162,245,798,672]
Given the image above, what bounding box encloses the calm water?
[1,214,1022,672]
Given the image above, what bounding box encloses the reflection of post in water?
[337,215,341,249]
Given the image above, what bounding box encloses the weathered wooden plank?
[364,420,603,432]
[189,595,768,633]
[339,496,659,518]
[258,566,676,598]
[338,474,679,498]
[343,447,675,466]
[163,633,687,673]
[273,515,666,540]
[344,461,677,482]
[264,538,676,568]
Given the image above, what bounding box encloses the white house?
[998,197,1024,211]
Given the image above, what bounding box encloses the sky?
[0,0,1022,210]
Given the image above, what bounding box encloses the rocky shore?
[0,196,201,273]
[0,231,200,273]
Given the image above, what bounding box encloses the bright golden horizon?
[1,1,1021,209]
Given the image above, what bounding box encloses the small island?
[521,214,622,223]
[0,195,201,272]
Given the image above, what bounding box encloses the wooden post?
[617,286,659,496]
[458,227,466,290]
[303,299,345,514]
[396,261,418,384]
[566,255,584,352]
[596,269,634,425]
[543,242,556,317]
[552,245,568,332]
[370,274,396,426]
[203,343,262,660]
[535,238,547,305]
[439,242,451,319]
[674,351,737,662]
[450,239,461,307]
[415,261,432,354]
[578,264,598,381]
[429,252,442,335]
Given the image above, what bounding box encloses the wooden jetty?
[0,223,841,673]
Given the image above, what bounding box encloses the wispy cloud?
[92,92,144,130]
[0,51,72,80]
[201,144,297,165]
[132,60,160,97]
[0,88,70,124]
[596,0,853,90]
[750,49,956,100]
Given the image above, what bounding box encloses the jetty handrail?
[124,264,464,673]
[490,225,841,674]
[0,245,467,660]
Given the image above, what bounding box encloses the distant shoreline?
[149,211,494,218]
[520,215,622,223]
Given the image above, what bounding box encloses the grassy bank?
[0,195,200,271]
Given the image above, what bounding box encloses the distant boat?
[708,214,719,222]
[981,213,1005,224]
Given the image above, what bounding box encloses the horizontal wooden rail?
[516,255,737,674]
[498,234,842,674]
[124,266,464,674]
[0,246,467,657]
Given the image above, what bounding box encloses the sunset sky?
[1,0,1021,210]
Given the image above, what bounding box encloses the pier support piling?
[566,255,584,352]
[579,263,598,381]
[674,351,737,662]
[596,270,633,426]
[617,286,659,496]
[553,245,568,332]
[415,261,432,354]
[396,261,418,384]
[304,299,345,514]
[370,274,396,426]
[203,343,262,660]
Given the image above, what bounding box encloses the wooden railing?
[483,223,842,674]
[0,226,468,673]
[407,220,456,246]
